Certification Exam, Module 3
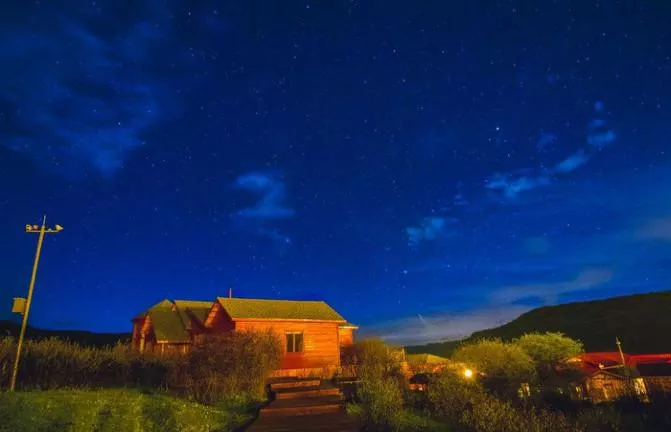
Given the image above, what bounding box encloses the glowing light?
[464,368,474,379]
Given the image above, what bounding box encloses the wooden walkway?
[245,378,360,432]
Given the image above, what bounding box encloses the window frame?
[285,331,304,353]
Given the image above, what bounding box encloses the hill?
[0,320,130,348]
[405,291,671,357]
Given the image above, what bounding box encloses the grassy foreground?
[0,389,253,432]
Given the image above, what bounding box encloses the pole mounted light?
[9,215,63,392]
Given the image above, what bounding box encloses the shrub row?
[0,337,174,390]
[0,330,282,405]
[427,369,671,432]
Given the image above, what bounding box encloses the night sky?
[1,1,670,345]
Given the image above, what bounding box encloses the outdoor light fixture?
[464,368,474,379]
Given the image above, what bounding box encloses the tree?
[512,332,583,366]
[452,338,536,398]
[513,332,584,393]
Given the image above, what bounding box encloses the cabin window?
[286,332,304,353]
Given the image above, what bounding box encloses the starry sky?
[1,1,671,345]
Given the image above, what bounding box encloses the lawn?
[346,403,447,431]
[0,388,254,432]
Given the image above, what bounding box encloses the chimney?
[228,287,232,298]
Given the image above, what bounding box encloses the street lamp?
[463,368,474,379]
[9,215,63,391]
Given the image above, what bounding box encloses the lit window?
[634,378,649,402]
[286,332,304,353]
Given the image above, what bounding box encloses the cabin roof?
[339,322,359,329]
[173,300,213,327]
[132,299,173,320]
[135,299,213,343]
[216,297,346,322]
[148,308,190,343]
[406,353,450,365]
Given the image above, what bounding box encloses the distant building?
[564,352,671,403]
[131,296,358,377]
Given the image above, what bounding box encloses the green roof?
[132,299,173,320]
[217,297,346,322]
[148,308,189,343]
[136,299,213,343]
[406,353,450,365]
[173,300,213,327]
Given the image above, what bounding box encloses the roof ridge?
[173,299,213,305]
[217,296,328,303]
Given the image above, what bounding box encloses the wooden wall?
[338,327,354,347]
[205,303,235,332]
[644,377,671,395]
[585,373,627,403]
[131,321,140,349]
[235,320,341,369]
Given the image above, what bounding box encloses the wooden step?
[275,386,342,399]
[269,379,321,391]
[260,395,343,417]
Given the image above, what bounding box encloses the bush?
[182,330,282,404]
[452,338,536,398]
[0,337,176,390]
[358,375,404,430]
[352,339,407,430]
[427,369,486,424]
[1,331,282,406]
[465,397,580,432]
[427,369,580,432]
[353,339,406,380]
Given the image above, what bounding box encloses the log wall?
[235,320,341,369]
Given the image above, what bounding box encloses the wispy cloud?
[484,101,616,200]
[587,103,617,149]
[0,1,186,177]
[553,149,590,174]
[638,217,671,241]
[406,217,459,247]
[485,171,553,199]
[232,172,294,246]
[362,305,532,345]
[536,131,558,152]
[233,172,295,220]
[490,268,613,304]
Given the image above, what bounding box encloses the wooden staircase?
[260,378,344,416]
[246,378,359,431]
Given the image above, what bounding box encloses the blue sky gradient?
[1,0,670,345]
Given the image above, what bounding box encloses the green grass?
[346,403,448,431]
[0,389,253,432]
[406,290,671,357]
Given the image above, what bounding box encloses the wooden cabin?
[131,296,358,376]
[406,353,452,374]
[564,352,671,403]
[131,299,213,354]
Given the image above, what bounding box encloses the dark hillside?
[0,320,130,348]
[406,291,671,357]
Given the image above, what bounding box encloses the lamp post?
[9,215,63,391]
